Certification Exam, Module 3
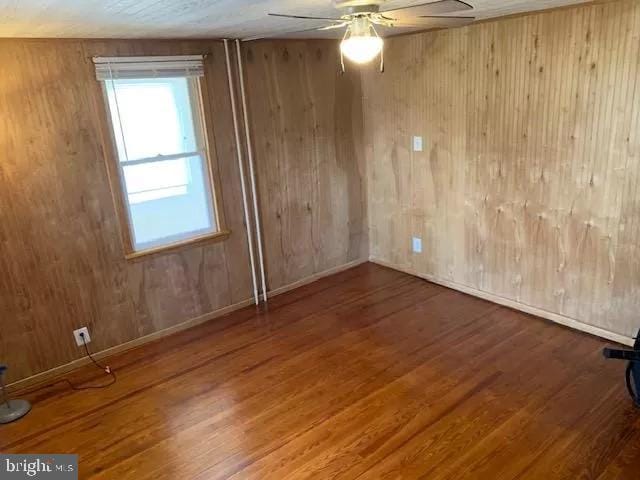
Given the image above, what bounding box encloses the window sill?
[125,230,231,261]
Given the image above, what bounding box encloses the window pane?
[106,77,199,160]
[124,154,217,250]
[123,158,189,204]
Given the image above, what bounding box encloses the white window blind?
[93,55,205,80]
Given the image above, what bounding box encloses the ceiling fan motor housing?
[335,1,382,15]
[350,16,375,36]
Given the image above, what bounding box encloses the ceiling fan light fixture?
[340,35,383,64]
[340,16,383,65]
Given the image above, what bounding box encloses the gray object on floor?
[0,365,31,424]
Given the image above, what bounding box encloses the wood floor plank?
[243,311,584,480]
[84,280,449,479]
[2,263,403,447]
[1,263,637,480]
[595,417,640,480]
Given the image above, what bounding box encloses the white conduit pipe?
[235,39,268,303]
[224,39,259,306]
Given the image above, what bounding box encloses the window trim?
[95,68,229,260]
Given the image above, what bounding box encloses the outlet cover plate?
[73,327,91,346]
[413,136,423,152]
[412,237,423,253]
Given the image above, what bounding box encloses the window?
[94,56,224,256]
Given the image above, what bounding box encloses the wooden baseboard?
[8,258,369,393]
[267,258,369,298]
[370,257,634,347]
[8,298,256,392]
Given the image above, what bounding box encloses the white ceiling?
[0,0,595,39]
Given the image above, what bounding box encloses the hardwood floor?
[2,263,638,479]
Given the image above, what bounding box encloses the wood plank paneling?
[0,38,367,384]
[362,0,640,340]
[0,39,254,384]
[242,40,367,291]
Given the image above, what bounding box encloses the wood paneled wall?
[0,38,366,383]
[362,0,640,340]
[243,41,367,290]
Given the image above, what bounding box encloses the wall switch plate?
[412,136,424,152]
[412,237,423,253]
[73,327,91,346]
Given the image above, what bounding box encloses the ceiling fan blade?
[318,22,349,31]
[381,0,473,20]
[244,24,340,41]
[268,13,343,21]
[386,16,475,28]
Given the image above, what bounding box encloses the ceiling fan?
[263,0,475,71]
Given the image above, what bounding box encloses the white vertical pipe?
[235,39,268,303]
[224,39,259,306]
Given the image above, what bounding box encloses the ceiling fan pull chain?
[340,25,350,73]
[370,23,384,73]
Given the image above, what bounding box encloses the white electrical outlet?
[73,327,91,346]
[412,136,424,152]
[412,237,423,253]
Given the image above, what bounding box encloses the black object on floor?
[603,329,640,408]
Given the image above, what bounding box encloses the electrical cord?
[59,334,117,390]
[21,333,116,394]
